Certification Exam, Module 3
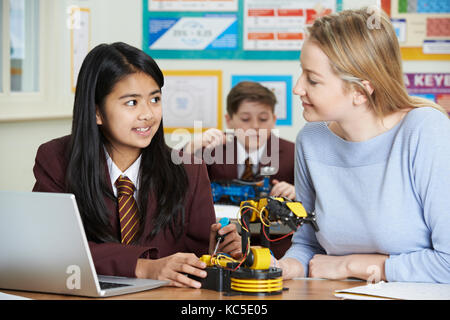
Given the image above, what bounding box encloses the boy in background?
[184,81,295,200]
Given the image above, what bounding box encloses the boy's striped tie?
[241,157,255,181]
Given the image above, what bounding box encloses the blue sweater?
[284,107,450,283]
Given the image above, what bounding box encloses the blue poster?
[148,14,238,51]
[142,0,300,60]
[231,75,293,126]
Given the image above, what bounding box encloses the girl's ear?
[95,106,103,125]
[353,80,374,106]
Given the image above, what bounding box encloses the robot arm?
[194,197,318,295]
[238,196,319,269]
[264,197,319,232]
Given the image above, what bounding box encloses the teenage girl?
[33,42,241,288]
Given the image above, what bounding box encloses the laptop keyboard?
[99,281,132,290]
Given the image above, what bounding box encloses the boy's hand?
[183,128,226,154]
[202,128,226,149]
[270,179,296,200]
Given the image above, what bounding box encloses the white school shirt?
[236,140,267,178]
[104,148,141,199]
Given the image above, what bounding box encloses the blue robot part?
[211,176,272,205]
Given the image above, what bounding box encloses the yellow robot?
[196,196,319,295]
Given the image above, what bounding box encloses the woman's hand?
[270,179,296,200]
[308,254,388,282]
[209,221,242,259]
[308,254,350,280]
[135,253,207,288]
[271,256,305,279]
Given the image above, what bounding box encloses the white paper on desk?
[214,204,240,220]
[0,292,32,300]
[334,281,450,300]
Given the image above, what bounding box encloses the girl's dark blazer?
[32,135,216,278]
[203,136,295,184]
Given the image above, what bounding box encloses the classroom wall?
[1,0,449,191]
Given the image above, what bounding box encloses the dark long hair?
[66,42,188,243]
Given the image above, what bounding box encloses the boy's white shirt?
[104,147,141,199]
[236,140,267,178]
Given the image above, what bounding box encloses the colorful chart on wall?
[231,75,293,126]
[143,0,450,60]
[390,0,450,60]
[143,0,337,60]
[161,70,223,133]
[334,0,450,60]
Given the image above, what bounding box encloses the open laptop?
[0,191,168,297]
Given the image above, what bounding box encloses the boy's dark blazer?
[203,135,295,184]
[32,135,215,278]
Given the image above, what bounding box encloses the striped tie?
[241,157,255,181]
[115,176,139,245]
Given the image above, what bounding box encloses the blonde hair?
[307,7,447,118]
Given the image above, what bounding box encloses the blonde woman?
[273,8,450,283]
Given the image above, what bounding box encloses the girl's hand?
[209,221,242,259]
[270,179,296,200]
[135,253,207,288]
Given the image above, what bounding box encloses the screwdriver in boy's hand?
[212,217,230,256]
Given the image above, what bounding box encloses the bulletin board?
[389,0,450,60]
[142,0,337,60]
[161,70,223,133]
[143,0,450,61]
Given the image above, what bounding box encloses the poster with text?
[148,14,238,51]
[404,73,450,115]
[148,0,238,12]
[143,0,335,59]
[243,0,336,51]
